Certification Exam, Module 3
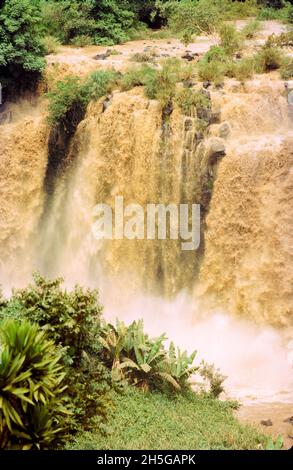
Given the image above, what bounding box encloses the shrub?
[84,70,119,101]
[204,45,230,64]
[175,87,210,115]
[47,75,87,126]
[0,319,69,449]
[229,56,256,81]
[280,56,293,79]
[130,51,158,63]
[219,23,243,55]
[0,0,46,99]
[255,44,285,72]
[119,65,155,91]
[144,60,178,106]
[3,275,114,430]
[43,35,61,54]
[70,35,94,47]
[266,31,293,48]
[198,361,226,398]
[241,20,261,39]
[168,0,220,37]
[47,70,118,126]
[198,59,226,85]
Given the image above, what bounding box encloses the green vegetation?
[241,20,262,39]
[99,319,197,391]
[219,24,243,55]
[47,70,119,126]
[1,0,292,100]
[0,0,46,98]
[0,319,69,449]
[175,87,210,116]
[43,35,61,54]
[280,56,293,79]
[255,43,285,71]
[66,386,266,450]
[0,274,268,450]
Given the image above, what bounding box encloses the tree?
[0,0,46,100]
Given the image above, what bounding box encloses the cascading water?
[0,76,292,405]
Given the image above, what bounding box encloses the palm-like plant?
[0,320,69,449]
[99,320,197,391]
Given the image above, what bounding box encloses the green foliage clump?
[144,60,178,106]
[198,361,226,398]
[41,0,136,46]
[0,319,69,449]
[168,0,220,39]
[2,275,114,431]
[70,35,94,47]
[257,1,293,23]
[99,319,197,391]
[175,87,210,115]
[47,75,88,127]
[228,56,256,81]
[43,35,61,54]
[120,65,156,91]
[198,59,227,85]
[66,386,266,450]
[280,56,293,79]
[0,0,46,97]
[255,44,285,72]
[47,70,119,126]
[130,51,157,63]
[219,23,243,55]
[265,434,283,450]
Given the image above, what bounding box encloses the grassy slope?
[67,387,266,450]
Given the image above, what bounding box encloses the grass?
[241,20,261,40]
[66,387,266,450]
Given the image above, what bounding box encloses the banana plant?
[98,319,129,369]
[166,342,198,388]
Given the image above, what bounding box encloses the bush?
[175,87,210,115]
[0,319,69,449]
[198,361,226,398]
[84,70,119,101]
[219,24,243,55]
[229,56,256,81]
[280,57,293,79]
[198,59,226,85]
[70,35,94,47]
[266,31,293,48]
[255,44,285,72]
[47,75,87,126]
[0,0,46,99]
[43,35,61,54]
[120,65,156,91]
[130,51,157,63]
[47,70,118,126]
[144,60,178,106]
[204,45,230,64]
[2,275,114,430]
[168,0,220,37]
